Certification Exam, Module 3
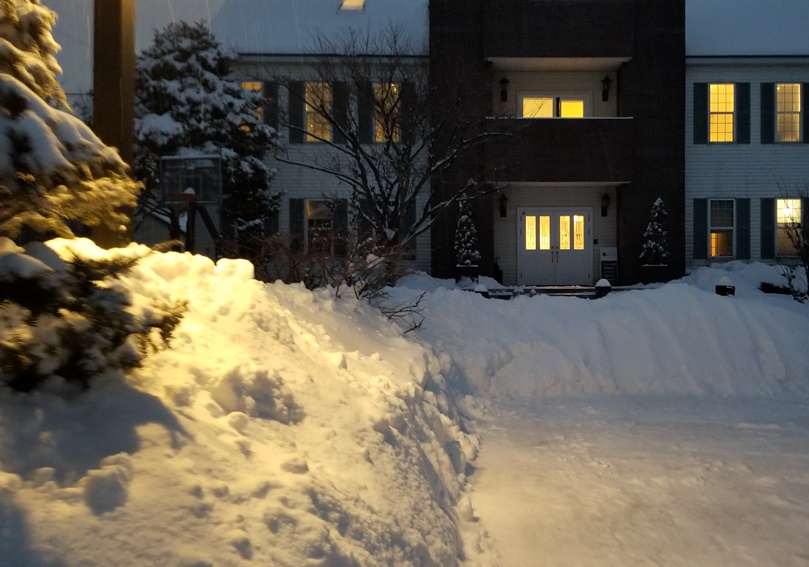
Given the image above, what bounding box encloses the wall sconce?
[601,192,610,217]
[499,77,509,102]
[499,193,508,217]
[601,74,612,102]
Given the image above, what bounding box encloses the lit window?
[374,82,400,143]
[573,215,585,250]
[241,81,262,123]
[559,216,570,250]
[777,198,801,256]
[776,83,801,142]
[525,215,537,251]
[709,84,735,142]
[521,96,586,118]
[340,0,364,10]
[709,199,734,257]
[305,82,331,142]
[306,200,334,253]
[539,216,550,250]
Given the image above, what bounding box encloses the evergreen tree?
[0,0,141,240]
[639,197,670,265]
[454,198,481,266]
[134,21,279,256]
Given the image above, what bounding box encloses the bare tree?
[776,185,808,302]
[271,26,504,283]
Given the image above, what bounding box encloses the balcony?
[483,118,634,183]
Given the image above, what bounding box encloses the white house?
[685,0,809,268]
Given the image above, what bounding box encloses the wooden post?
[92,0,135,246]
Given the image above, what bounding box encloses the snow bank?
[0,240,478,567]
[392,262,809,400]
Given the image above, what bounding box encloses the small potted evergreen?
[454,197,481,283]
[639,197,671,283]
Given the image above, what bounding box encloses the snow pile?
[0,239,478,567]
[394,263,809,400]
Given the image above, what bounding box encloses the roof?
[686,0,809,57]
[210,0,428,56]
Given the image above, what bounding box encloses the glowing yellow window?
[374,82,400,143]
[525,215,537,251]
[559,100,584,118]
[777,198,802,255]
[539,216,550,250]
[573,215,585,250]
[776,83,801,142]
[709,84,735,142]
[305,82,331,142]
[709,199,734,257]
[522,97,553,118]
[340,0,364,9]
[559,215,571,250]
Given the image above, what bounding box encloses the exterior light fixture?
[601,192,611,217]
[499,193,508,217]
[500,77,509,102]
[601,74,612,102]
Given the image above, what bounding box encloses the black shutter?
[262,81,278,129]
[400,81,417,144]
[761,83,775,144]
[357,82,374,144]
[693,198,708,259]
[693,83,708,144]
[736,198,750,259]
[737,83,750,144]
[760,198,775,260]
[333,82,349,145]
[333,199,349,256]
[289,198,304,252]
[288,82,304,144]
[803,84,809,144]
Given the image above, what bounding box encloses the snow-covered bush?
[134,21,280,256]
[454,197,481,266]
[0,238,186,392]
[0,0,141,240]
[639,197,670,265]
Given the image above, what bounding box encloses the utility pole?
[92,0,135,245]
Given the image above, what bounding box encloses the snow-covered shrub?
[0,0,141,240]
[639,197,670,265]
[134,21,280,256]
[454,197,481,266]
[0,238,186,392]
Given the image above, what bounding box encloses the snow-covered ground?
[2,240,809,566]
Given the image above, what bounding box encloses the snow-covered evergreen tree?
[0,0,141,240]
[454,197,481,266]
[639,197,670,265]
[134,21,279,255]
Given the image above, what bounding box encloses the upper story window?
[776,83,801,142]
[305,82,331,142]
[709,84,735,143]
[374,82,400,143]
[340,0,364,10]
[776,198,801,255]
[241,81,263,123]
[521,95,586,118]
[709,199,735,257]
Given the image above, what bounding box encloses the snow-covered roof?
[687,0,809,57]
[210,0,428,56]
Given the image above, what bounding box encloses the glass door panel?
[525,215,537,251]
[573,215,585,250]
[539,216,550,250]
[559,215,570,250]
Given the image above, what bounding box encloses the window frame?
[305,199,335,254]
[708,83,735,143]
[776,198,802,256]
[775,83,802,143]
[304,82,332,143]
[709,199,735,258]
[373,82,401,143]
[519,92,591,119]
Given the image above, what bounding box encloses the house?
[213,0,686,286]
[429,0,685,286]
[685,0,809,269]
[211,0,433,274]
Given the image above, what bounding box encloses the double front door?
[517,207,592,286]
